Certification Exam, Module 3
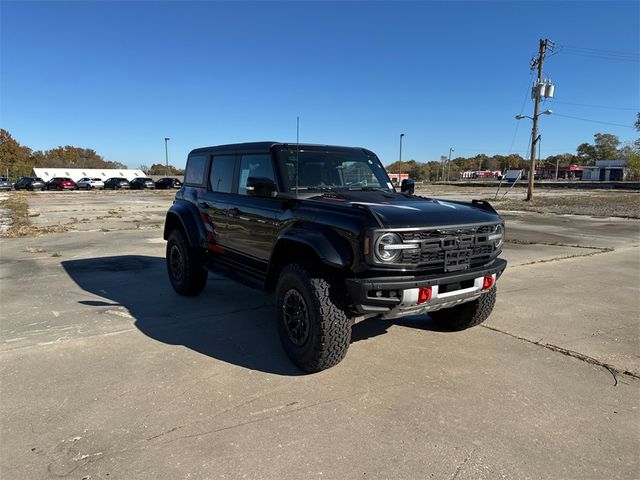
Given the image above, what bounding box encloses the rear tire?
[429,287,497,331]
[275,263,351,373]
[166,228,208,296]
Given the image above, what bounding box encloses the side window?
[185,154,207,185]
[238,154,275,195]
[209,155,235,193]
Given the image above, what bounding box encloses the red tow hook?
[482,275,496,290]
[417,287,432,304]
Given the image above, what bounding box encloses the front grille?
[399,224,494,242]
[398,224,499,269]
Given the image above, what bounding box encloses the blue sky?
[1,1,638,168]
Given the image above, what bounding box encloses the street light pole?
[398,133,405,184]
[447,147,454,181]
[164,137,170,176]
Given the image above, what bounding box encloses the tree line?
[387,126,640,182]
[0,129,184,179]
[2,121,638,181]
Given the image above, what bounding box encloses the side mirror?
[246,177,277,197]
[400,178,415,195]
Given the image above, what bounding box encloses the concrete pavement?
[1,191,638,479]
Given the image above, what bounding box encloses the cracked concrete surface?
[1,190,639,479]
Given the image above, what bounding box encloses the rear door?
[199,153,237,251]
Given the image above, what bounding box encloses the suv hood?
[310,190,500,227]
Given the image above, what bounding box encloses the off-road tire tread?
[166,229,208,296]
[276,264,351,373]
[429,286,497,331]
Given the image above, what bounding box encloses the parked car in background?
[130,177,156,190]
[77,177,105,190]
[0,177,13,191]
[104,177,131,190]
[46,177,78,191]
[14,177,46,191]
[155,177,183,189]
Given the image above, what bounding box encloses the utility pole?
[527,38,552,201]
[440,156,447,182]
[164,137,170,176]
[398,133,405,184]
[447,147,454,181]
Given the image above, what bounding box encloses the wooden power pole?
[527,38,550,202]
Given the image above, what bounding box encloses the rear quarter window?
[185,154,208,185]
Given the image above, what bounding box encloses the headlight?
[488,224,504,249]
[374,233,403,262]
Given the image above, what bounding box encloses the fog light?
[417,287,432,304]
[482,275,495,290]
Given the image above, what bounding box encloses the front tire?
[275,264,351,373]
[166,228,208,296]
[429,287,497,331]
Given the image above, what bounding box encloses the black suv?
[130,177,156,190]
[164,142,507,372]
[104,177,131,189]
[155,177,183,189]
[14,177,46,191]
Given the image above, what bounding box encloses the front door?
[224,153,281,273]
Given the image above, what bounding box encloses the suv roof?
[189,142,374,157]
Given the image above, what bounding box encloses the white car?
[77,177,105,190]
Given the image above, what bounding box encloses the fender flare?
[163,201,207,250]
[273,225,352,269]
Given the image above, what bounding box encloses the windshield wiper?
[290,186,338,192]
[346,186,390,192]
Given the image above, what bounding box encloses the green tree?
[148,163,184,175]
[577,133,621,164]
[0,129,33,178]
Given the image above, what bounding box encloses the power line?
[559,44,638,57]
[546,100,639,111]
[508,70,535,155]
[552,113,635,128]
[557,50,639,63]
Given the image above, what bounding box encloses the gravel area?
[416,185,640,219]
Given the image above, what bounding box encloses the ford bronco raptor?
[164,142,507,372]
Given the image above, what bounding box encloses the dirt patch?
[491,193,640,218]
[416,186,640,219]
[0,193,31,237]
[24,246,47,253]
[0,193,74,237]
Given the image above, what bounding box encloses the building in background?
[387,173,409,185]
[581,160,628,181]
[32,168,146,182]
[537,165,584,180]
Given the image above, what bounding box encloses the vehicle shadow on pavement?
[351,314,450,343]
[62,255,303,376]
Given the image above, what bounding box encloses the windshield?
[276,149,392,193]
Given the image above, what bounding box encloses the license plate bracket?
[444,249,471,272]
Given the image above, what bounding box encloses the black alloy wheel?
[165,229,208,296]
[282,289,310,347]
[275,263,352,372]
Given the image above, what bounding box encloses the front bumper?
[345,258,507,319]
